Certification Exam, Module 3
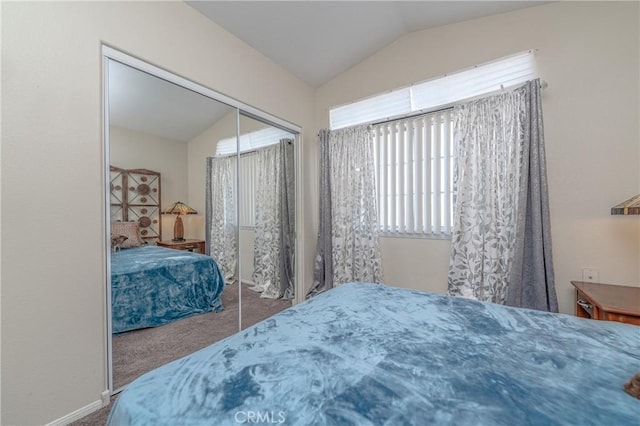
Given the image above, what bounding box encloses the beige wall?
[110,126,189,238]
[314,1,640,313]
[1,2,314,425]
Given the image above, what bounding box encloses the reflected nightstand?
[157,239,205,254]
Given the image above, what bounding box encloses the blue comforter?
[111,245,224,333]
[108,283,640,425]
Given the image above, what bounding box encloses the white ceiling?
[108,60,234,142]
[188,1,549,87]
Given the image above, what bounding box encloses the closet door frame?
[102,45,304,394]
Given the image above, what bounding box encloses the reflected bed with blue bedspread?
[108,283,640,425]
[111,245,225,334]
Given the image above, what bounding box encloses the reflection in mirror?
[237,114,297,330]
[107,59,239,390]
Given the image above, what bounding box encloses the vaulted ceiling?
[188,1,549,87]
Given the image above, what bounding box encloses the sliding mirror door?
[237,114,297,329]
[106,58,239,391]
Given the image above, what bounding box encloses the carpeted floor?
[71,283,291,426]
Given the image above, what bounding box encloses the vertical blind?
[371,110,454,237]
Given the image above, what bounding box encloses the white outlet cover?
[582,268,599,283]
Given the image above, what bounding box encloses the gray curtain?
[279,139,295,299]
[507,80,558,312]
[308,130,333,297]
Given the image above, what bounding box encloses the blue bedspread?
[111,245,225,334]
[108,283,640,425]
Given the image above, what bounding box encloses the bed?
[111,244,225,334]
[108,282,640,425]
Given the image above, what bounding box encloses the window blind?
[216,127,293,156]
[238,153,257,228]
[330,50,536,130]
[371,110,454,237]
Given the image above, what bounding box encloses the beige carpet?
[71,283,291,426]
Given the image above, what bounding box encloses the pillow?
[110,221,144,248]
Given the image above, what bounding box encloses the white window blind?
[330,50,536,130]
[216,127,292,156]
[330,89,411,131]
[238,153,256,228]
[371,110,454,237]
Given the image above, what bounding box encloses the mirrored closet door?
[106,58,239,391]
[104,47,301,394]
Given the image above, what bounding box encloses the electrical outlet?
[582,268,599,283]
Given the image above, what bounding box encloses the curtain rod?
[369,106,454,127]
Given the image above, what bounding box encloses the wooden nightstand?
[570,281,640,326]
[157,239,206,254]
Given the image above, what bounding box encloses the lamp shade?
[162,201,198,215]
[611,194,640,215]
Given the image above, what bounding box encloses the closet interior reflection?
[105,50,299,393]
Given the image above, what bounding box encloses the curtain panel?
[251,139,295,299]
[308,127,383,297]
[447,79,558,312]
[206,156,238,284]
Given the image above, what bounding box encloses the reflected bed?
[108,283,640,425]
[111,245,225,334]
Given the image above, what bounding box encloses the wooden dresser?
[570,281,640,326]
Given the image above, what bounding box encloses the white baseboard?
[46,390,110,426]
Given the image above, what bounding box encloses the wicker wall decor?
[110,166,162,243]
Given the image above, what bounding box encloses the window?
[331,50,537,238]
[330,50,536,130]
[216,127,292,228]
[372,110,454,237]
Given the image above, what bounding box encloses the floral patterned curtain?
[308,126,383,297]
[206,156,237,284]
[250,143,283,298]
[448,80,558,312]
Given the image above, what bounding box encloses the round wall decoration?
[137,184,151,195]
[139,216,152,228]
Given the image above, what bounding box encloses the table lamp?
[162,201,198,241]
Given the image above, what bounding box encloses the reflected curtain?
[279,139,295,299]
[447,79,558,312]
[251,144,281,298]
[308,126,383,297]
[206,156,237,284]
[250,139,294,299]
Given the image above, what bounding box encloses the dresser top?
[571,281,640,316]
